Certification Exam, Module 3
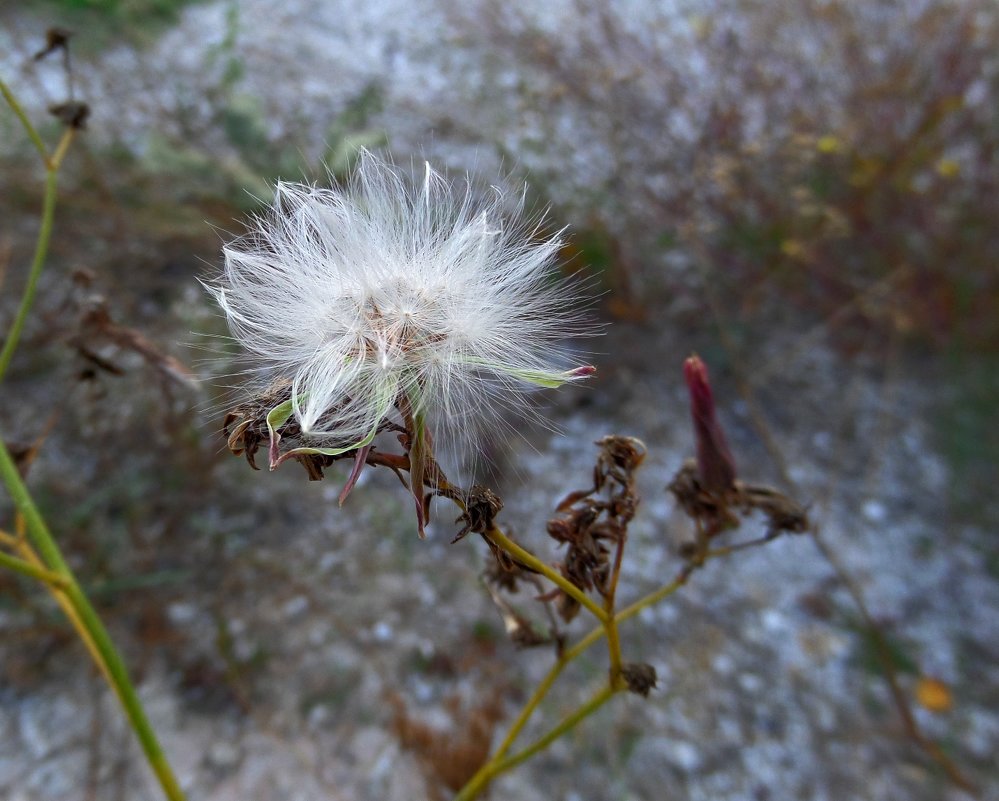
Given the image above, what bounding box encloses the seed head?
[209,151,593,469]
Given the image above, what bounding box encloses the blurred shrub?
[450,0,999,348]
[22,0,203,43]
[138,4,387,208]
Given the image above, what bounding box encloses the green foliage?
[22,0,204,45]
[139,2,386,211]
[33,0,186,11]
[845,617,919,678]
[471,619,499,644]
[298,669,362,714]
[720,219,786,263]
[933,351,999,528]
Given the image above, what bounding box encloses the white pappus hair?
[210,150,593,468]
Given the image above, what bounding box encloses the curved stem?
[485,525,608,623]
[0,440,186,801]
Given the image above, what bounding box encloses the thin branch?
[697,256,978,795]
[0,440,187,801]
[485,525,608,623]
[0,77,49,163]
[0,547,70,589]
[0,167,60,383]
[454,684,618,801]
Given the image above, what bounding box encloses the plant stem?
[0,77,49,163]
[456,498,800,800]
[493,656,569,761]
[0,528,21,548]
[12,526,112,685]
[0,546,70,588]
[485,524,608,623]
[615,570,691,625]
[455,565,699,801]
[49,128,75,171]
[0,440,186,801]
[454,684,618,801]
[0,167,59,383]
[602,534,628,686]
[0,80,184,800]
[493,684,617,774]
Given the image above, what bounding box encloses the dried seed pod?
[621,662,658,697]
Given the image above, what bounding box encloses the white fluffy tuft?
[209,151,592,468]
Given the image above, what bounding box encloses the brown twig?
[698,258,978,795]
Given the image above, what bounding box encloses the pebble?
[862,499,888,523]
[372,621,394,642]
[208,741,241,769]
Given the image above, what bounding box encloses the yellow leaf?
[936,159,960,178]
[915,676,953,713]
[817,135,841,154]
[780,239,806,259]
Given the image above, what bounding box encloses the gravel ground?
[1,2,997,800]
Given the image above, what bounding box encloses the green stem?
[0,440,186,801]
[0,167,59,383]
[602,534,627,687]
[0,547,70,588]
[615,571,690,625]
[0,80,182,800]
[485,525,608,623]
[50,128,75,171]
[455,572,694,801]
[511,576,688,733]
[0,77,49,163]
[494,684,617,774]
[455,522,786,800]
[454,684,618,801]
[493,656,569,761]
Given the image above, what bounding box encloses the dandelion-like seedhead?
[210,151,593,472]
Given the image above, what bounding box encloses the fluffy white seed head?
[210,151,592,468]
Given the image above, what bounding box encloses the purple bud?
[567,365,597,379]
[683,355,737,493]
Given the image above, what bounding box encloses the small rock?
[208,741,241,769]
[862,499,887,523]
[372,621,393,642]
[282,595,309,618]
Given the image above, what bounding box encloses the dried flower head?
[209,151,593,472]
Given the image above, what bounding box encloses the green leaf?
[266,380,397,470]
[274,426,378,465]
[265,396,296,439]
[463,356,588,388]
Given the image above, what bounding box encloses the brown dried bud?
[49,102,90,130]
[595,435,647,474]
[683,355,737,494]
[556,592,581,623]
[452,486,504,543]
[34,28,72,61]
[621,662,658,697]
